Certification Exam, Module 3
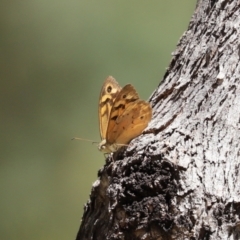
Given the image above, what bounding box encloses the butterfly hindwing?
[107,99,152,145]
[106,84,140,141]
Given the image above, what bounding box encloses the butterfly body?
[98,76,152,153]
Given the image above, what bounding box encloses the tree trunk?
[76,0,240,239]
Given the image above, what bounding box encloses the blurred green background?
[0,1,196,239]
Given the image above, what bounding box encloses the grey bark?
[76,0,240,239]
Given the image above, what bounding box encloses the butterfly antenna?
[71,137,98,143]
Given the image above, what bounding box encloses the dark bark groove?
[76,0,240,239]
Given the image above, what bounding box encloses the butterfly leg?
[104,153,115,163]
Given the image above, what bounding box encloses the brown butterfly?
[98,76,152,153]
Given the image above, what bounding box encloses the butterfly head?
[98,139,120,153]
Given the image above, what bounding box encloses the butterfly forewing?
[98,76,121,140]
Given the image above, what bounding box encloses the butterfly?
[98,76,152,153]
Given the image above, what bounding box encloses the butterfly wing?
[98,76,121,140]
[106,84,139,140]
[108,100,152,144]
[113,100,152,145]
[106,85,152,145]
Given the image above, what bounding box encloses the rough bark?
[76,0,240,239]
